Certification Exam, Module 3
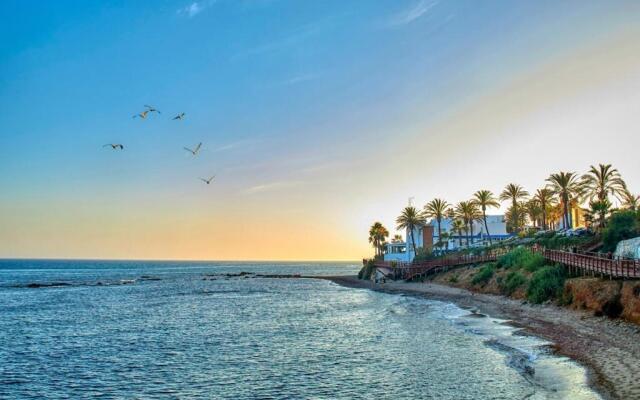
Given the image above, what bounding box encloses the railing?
[535,247,640,279]
[374,246,640,281]
[374,248,510,280]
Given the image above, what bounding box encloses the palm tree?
[455,201,481,246]
[368,222,389,257]
[451,219,465,246]
[471,190,500,245]
[533,188,555,230]
[500,184,529,233]
[423,198,450,248]
[391,234,403,243]
[587,199,611,232]
[525,199,543,228]
[396,206,424,259]
[547,171,582,230]
[580,163,626,203]
[505,202,528,233]
[620,188,639,211]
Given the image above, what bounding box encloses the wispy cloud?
[243,181,303,195]
[211,138,260,153]
[178,1,215,18]
[389,0,439,26]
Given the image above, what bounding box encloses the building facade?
[383,215,512,262]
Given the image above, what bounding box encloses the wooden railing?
[534,247,640,279]
[374,248,509,281]
[374,246,640,281]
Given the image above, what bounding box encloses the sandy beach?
[324,276,640,400]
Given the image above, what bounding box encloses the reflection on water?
[0,260,600,399]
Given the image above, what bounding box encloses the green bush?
[358,260,376,280]
[472,264,495,286]
[413,247,436,263]
[448,274,459,283]
[499,271,527,295]
[526,265,566,304]
[497,247,544,271]
[601,210,640,252]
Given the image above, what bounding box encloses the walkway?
[374,246,640,280]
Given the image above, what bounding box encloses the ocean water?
[0,260,601,399]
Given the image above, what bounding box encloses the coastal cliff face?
[429,265,640,326]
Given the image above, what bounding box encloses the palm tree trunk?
[410,227,417,262]
[465,225,470,246]
[437,218,442,249]
[483,211,492,245]
[470,223,474,244]
[563,197,569,229]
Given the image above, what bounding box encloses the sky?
[1,0,639,261]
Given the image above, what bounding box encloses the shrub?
[497,247,544,271]
[499,271,527,295]
[413,247,436,263]
[472,264,495,286]
[358,260,376,280]
[449,274,459,283]
[601,210,640,252]
[526,265,566,304]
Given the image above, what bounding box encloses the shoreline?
[320,275,640,400]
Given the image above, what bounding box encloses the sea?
[0,259,601,399]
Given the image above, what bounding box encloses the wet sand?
[322,276,640,400]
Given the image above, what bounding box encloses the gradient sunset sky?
[1,0,639,260]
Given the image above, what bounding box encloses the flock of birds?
[103,105,215,185]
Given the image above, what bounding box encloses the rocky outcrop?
[564,278,622,318]
[620,281,640,324]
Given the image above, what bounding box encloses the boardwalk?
[374,246,640,281]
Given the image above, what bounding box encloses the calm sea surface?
[0,260,600,399]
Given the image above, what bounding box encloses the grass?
[526,265,566,304]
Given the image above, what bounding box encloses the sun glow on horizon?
[1,1,639,260]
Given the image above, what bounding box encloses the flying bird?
[103,144,124,150]
[144,105,161,114]
[200,175,216,184]
[173,113,186,120]
[183,142,202,156]
[132,110,149,119]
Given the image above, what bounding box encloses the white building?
[383,215,512,262]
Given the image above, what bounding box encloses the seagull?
[183,142,202,156]
[173,113,186,120]
[103,144,124,150]
[144,105,161,114]
[200,175,216,184]
[132,110,149,119]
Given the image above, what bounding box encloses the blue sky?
[1,1,639,259]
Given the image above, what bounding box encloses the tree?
[451,219,465,246]
[580,163,626,203]
[587,199,612,232]
[500,184,529,233]
[533,188,555,230]
[391,234,403,243]
[601,210,640,252]
[620,188,639,211]
[505,202,527,233]
[368,222,389,257]
[396,206,424,259]
[546,172,582,230]
[455,201,481,246]
[423,198,450,249]
[472,190,500,245]
[525,199,543,228]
